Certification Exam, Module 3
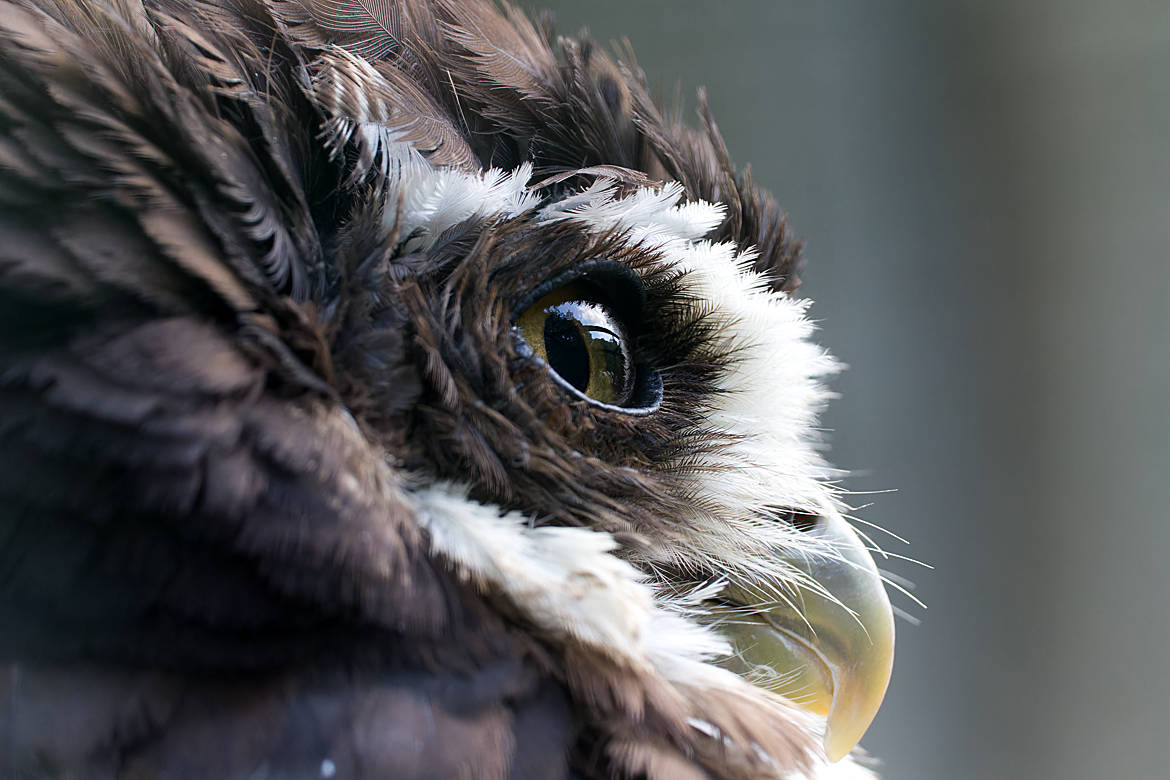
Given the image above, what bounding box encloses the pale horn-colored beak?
[717,510,895,762]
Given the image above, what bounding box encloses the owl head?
[0,0,894,777]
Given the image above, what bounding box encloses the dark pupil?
[543,311,591,392]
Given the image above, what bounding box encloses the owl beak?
[718,511,895,763]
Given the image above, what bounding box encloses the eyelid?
[510,259,647,324]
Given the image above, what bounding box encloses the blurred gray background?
[520,2,1170,778]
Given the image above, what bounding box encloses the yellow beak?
[717,511,895,762]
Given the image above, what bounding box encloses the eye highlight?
[517,283,635,407]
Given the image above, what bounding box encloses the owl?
[0,0,894,778]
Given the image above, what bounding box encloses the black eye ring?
[512,260,662,415]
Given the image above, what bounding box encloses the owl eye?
[514,264,661,413]
[518,284,634,406]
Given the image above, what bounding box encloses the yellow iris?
[517,284,634,407]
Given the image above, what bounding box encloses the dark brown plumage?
[0,1,893,778]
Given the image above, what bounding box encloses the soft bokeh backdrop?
[519,2,1170,778]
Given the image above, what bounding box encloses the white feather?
[414,483,652,658]
[384,163,540,251]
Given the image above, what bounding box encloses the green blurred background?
[519,2,1170,778]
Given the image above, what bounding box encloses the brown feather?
[268,0,404,59]
[311,46,477,176]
